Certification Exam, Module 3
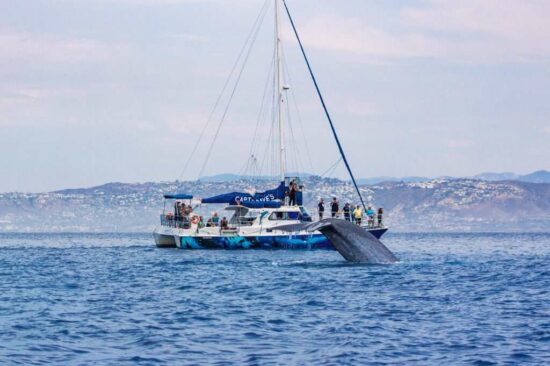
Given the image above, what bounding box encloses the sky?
[1,0,549,192]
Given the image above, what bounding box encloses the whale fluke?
[274,219,397,264]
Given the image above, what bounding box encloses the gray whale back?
[275,219,397,264]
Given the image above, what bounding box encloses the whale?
[274,219,397,264]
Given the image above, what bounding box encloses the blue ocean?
[1,232,548,365]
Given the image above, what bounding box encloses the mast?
[282,0,368,213]
[275,0,286,182]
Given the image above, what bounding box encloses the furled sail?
[201,181,285,204]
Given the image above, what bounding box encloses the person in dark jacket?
[331,197,339,218]
[377,208,384,227]
[220,217,229,230]
[343,203,351,221]
[288,180,298,206]
[318,198,325,220]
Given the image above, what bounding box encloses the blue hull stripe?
[178,229,387,250]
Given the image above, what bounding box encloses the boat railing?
[160,214,191,229]
[309,211,385,228]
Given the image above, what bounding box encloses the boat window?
[229,211,258,226]
[268,211,301,220]
[288,212,299,220]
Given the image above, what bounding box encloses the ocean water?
[0,232,549,365]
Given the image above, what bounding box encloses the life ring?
[191,215,200,225]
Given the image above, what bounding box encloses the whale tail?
[274,219,397,264]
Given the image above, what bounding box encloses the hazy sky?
[1,0,549,192]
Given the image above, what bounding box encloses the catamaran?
[153,0,388,249]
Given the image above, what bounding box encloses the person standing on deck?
[354,205,363,226]
[377,208,384,227]
[288,180,298,206]
[318,198,325,220]
[343,203,351,221]
[367,206,375,227]
[331,197,339,218]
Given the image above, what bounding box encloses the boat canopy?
[163,193,193,199]
[201,181,285,205]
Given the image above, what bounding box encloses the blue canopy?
[163,193,193,199]
[202,181,285,205]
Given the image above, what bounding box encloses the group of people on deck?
[173,201,193,222]
[171,201,229,229]
[317,197,384,227]
[168,190,383,230]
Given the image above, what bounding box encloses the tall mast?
[275,0,286,182]
[282,0,368,212]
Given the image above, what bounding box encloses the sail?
[201,181,286,204]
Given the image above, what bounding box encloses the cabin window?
[268,211,301,220]
[288,212,299,220]
[229,211,257,226]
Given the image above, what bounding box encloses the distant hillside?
[519,170,550,183]
[473,172,519,181]
[370,179,550,232]
[1,176,549,232]
[357,176,429,185]
[195,170,550,185]
[360,170,550,185]
[198,172,313,182]
[472,170,550,183]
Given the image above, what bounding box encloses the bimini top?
[163,193,193,199]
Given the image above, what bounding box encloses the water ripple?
[0,232,549,364]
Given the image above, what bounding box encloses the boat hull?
[175,228,388,250]
[153,226,186,248]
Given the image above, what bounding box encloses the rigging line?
[197,2,269,180]
[326,159,341,178]
[177,0,271,181]
[281,55,307,176]
[285,90,304,175]
[258,82,276,176]
[237,152,250,177]
[247,49,276,167]
[282,0,368,212]
[178,0,271,181]
[281,47,314,172]
[321,157,342,178]
[303,157,342,207]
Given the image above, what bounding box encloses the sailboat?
[153,0,388,249]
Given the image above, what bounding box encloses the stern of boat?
[153,226,178,248]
